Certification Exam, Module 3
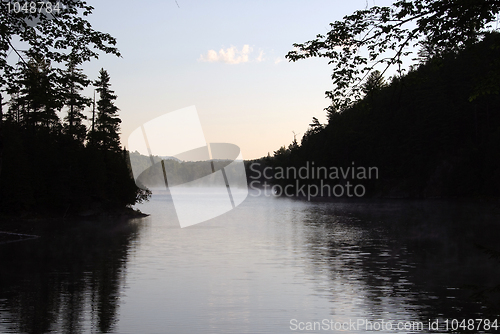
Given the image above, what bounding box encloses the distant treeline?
[247,32,500,199]
[129,151,246,189]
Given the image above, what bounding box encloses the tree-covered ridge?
[0,2,149,217]
[264,32,500,198]
[129,151,246,189]
[0,63,150,216]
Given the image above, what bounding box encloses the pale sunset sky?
[68,0,392,159]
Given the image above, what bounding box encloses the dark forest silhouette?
[247,31,500,199]
[0,2,149,217]
[251,0,500,199]
[0,66,149,217]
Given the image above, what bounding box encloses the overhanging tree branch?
[286,0,500,112]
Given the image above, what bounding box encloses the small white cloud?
[205,49,218,62]
[241,44,251,55]
[274,57,283,64]
[199,45,253,64]
[256,50,264,62]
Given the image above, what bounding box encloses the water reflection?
[294,200,500,330]
[0,197,499,333]
[0,217,144,333]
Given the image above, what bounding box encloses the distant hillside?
[129,151,246,189]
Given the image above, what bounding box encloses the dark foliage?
[0,2,149,217]
[0,121,148,216]
[286,0,500,111]
[90,69,121,152]
[262,32,500,198]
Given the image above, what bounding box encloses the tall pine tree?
[6,53,62,130]
[92,69,121,151]
[61,58,91,144]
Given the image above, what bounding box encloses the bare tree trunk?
[91,90,95,146]
[0,93,3,180]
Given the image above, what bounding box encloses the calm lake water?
[1,194,499,333]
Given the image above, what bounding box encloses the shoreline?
[0,206,149,226]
